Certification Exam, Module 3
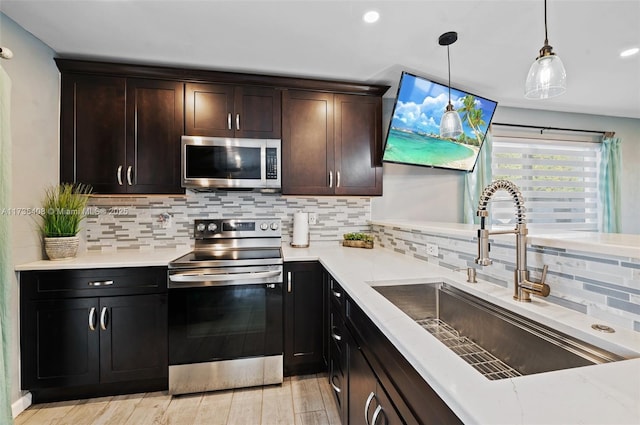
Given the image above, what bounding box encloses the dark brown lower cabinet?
[283,262,325,376]
[349,343,403,425]
[326,269,462,425]
[20,267,168,402]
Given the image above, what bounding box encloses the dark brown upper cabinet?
[282,91,383,196]
[185,83,281,139]
[56,58,387,196]
[60,73,184,194]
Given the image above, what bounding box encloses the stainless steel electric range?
[168,218,283,395]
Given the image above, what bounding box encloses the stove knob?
[207,223,218,232]
[270,222,279,231]
[196,223,206,232]
[260,222,269,231]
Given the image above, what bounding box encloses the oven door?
[168,268,283,366]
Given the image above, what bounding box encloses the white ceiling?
[2,0,639,119]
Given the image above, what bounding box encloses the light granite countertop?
[370,219,640,259]
[16,244,640,423]
[14,247,190,271]
[284,243,640,425]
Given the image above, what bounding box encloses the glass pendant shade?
[440,107,463,139]
[525,53,567,99]
[438,31,462,139]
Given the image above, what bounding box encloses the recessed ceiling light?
[620,47,639,58]
[363,10,380,24]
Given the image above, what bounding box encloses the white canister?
[291,211,310,247]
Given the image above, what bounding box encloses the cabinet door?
[21,298,100,389]
[60,74,126,193]
[349,344,404,425]
[348,343,378,425]
[126,79,184,194]
[185,83,235,137]
[99,294,168,383]
[234,86,281,139]
[282,90,335,195]
[334,94,383,196]
[283,262,325,375]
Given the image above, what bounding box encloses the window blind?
[491,136,600,231]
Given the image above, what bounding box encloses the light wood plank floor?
[15,373,341,425]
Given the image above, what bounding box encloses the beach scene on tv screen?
[383,73,497,171]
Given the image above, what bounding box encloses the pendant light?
[525,0,567,99]
[439,31,463,139]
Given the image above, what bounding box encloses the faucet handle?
[534,265,551,297]
[520,265,551,298]
[540,264,548,285]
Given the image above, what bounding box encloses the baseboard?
[11,392,32,418]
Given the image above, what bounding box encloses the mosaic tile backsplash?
[83,191,638,333]
[371,224,640,333]
[84,192,370,251]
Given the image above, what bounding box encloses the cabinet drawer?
[328,353,346,414]
[21,267,167,299]
[329,276,346,316]
[330,309,346,357]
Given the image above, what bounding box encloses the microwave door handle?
[169,270,281,283]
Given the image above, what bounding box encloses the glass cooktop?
[170,248,282,268]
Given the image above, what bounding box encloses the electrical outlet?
[308,213,317,225]
[426,243,439,257]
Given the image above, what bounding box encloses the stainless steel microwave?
[181,136,281,192]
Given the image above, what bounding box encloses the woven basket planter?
[44,236,80,260]
[342,240,374,249]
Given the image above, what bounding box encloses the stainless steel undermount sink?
[372,282,626,380]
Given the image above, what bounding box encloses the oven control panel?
[194,218,281,239]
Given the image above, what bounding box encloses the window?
[491,131,601,231]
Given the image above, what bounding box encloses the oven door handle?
[169,270,281,284]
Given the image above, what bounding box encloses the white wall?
[372,102,640,235]
[0,13,59,410]
[0,10,638,414]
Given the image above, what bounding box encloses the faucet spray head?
[475,228,493,266]
[475,210,492,265]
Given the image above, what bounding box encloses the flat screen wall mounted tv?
[382,71,498,172]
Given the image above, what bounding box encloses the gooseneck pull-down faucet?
[475,180,550,302]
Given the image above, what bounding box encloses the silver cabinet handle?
[331,289,342,299]
[127,166,133,186]
[365,392,376,425]
[236,113,240,131]
[88,307,96,331]
[330,375,341,394]
[331,329,342,342]
[337,171,341,188]
[372,405,386,425]
[117,165,123,185]
[287,271,292,293]
[88,280,114,287]
[227,112,232,130]
[329,170,333,188]
[99,307,108,331]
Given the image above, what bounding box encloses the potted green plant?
[40,183,92,260]
[342,232,374,249]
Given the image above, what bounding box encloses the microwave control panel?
[266,148,278,180]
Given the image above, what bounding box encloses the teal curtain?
[0,65,14,423]
[599,137,622,233]
[463,133,493,224]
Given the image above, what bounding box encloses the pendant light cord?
[447,45,452,105]
[544,0,549,45]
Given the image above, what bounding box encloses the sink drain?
[591,324,615,333]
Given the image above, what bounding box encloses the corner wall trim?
[12,392,32,418]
